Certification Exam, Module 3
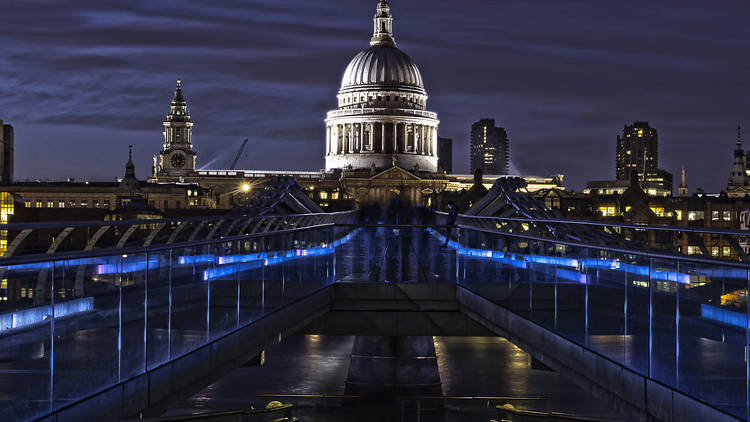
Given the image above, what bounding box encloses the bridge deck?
[0,222,748,421]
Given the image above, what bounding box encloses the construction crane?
[230,138,249,170]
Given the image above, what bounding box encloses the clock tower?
[156,80,197,178]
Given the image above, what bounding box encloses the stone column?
[337,125,342,154]
[363,123,367,152]
[403,123,408,153]
[415,124,420,154]
[428,127,433,155]
[349,123,354,153]
[419,125,425,154]
[412,124,417,153]
[326,126,331,155]
[381,122,386,153]
[394,122,399,153]
[345,124,350,153]
[370,123,375,152]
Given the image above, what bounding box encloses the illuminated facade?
[615,121,658,181]
[470,119,509,175]
[6,149,211,216]
[727,126,750,197]
[149,1,565,209]
[324,1,439,173]
[155,80,197,178]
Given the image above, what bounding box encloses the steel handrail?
[1,220,748,271]
[460,214,750,237]
[0,223,337,267]
[0,210,355,231]
[455,223,750,270]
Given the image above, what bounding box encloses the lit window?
[320,192,328,199]
[58,200,65,208]
[711,247,719,256]
[687,246,697,255]
[69,200,76,208]
[675,210,682,221]
[712,210,719,221]
[93,200,100,208]
[331,192,339,200]
[35,200,42,208]
[723,246,731,256]
[24,201,31,208]
[650,207,665,217]
[723,211,731,222]
[47,200,53,208]
[598,206,617,217]
[81,200,88,208]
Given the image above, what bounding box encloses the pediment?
[370,166,421,181]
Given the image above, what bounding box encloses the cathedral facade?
[325,0,439,173]
[151,1,564,210]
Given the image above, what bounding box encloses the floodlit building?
[470,119,509,175]
[150,1,564,210]
[616,121,658,181]
[587,121,672,197]
[324,0,439,173]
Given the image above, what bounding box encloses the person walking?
[444,202,457,247]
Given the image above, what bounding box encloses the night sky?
[1,0,749,191]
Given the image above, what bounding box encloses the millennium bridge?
[2,179,750,422]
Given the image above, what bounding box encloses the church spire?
[678,164,689,196]
[125,145,135,179]
[729,125,748,188]
[167,79,190,122]
[680,165,686,186]
[738,125,743,149]
[371,0,395,47]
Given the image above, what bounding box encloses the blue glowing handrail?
[459,214,750,237]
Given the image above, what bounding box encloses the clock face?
[171,154,186,168]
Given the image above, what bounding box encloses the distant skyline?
[1,0,749,191]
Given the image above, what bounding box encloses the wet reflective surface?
[163,334,625,421]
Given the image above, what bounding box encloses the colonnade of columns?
[326,121,437,156]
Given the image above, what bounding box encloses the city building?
[727,126,750,197]
[155,80,197,178]
[5,148,212,215]
[470,119,509,175]
[615,121,657,181]
[543,178,750,260]
[586,121,672,197]
[2,3,565,220]
[584,169,672,197]
[0,120,13,184]
[323,0,439,173]
[677,165,689,197]
[437,137,453,173]
[150,1,564,210]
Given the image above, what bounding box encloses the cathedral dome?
[325,0,439,174]
[340,45,425,94]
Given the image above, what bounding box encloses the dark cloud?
[0,0,748,191]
